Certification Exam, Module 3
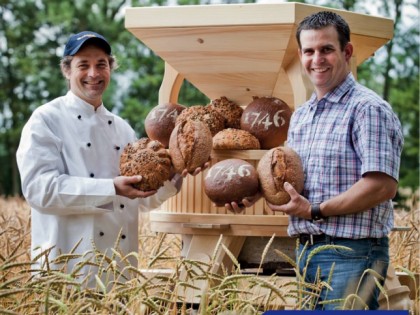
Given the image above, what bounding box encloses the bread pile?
[119,138,171,191]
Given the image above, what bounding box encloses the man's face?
[64,44,111,108]
[298,26,353,99]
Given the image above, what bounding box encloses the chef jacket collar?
[66,91,108,116]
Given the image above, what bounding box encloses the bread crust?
[257,147,304,205]
[145,102,186,148]
[204,158,259,206]
[213,128,260,150]
[176,105,225,137]
[208,96,243,129]
[169,120,213,174]
[119,138,171,191]
[240,96,292,149]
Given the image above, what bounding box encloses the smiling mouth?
[312,67,329,73]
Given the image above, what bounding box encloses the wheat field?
[0,196,418,314]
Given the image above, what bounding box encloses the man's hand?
[267,182,311,219]
[114,176,157,199]
[224,191,262,214]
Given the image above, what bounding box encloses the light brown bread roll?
[213,128,260,150]
[257,147,304,205]
[204,159,259,207]
[145,102,186,148]
[169,120,212,174]
[240,96,292,149]
[119,138,171,191]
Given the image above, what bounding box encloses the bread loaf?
[257,147,304,205]
[145,102,186,148]
[207,96,243,129]
[213,128,260,150]
[169,120,212,174]
[204,159,259,207]
[176,105,225,136]
[119,138,171,191]
[240,96,292,149]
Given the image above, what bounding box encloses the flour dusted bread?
[176,105,225,137]
[119,138,171,191]
[208,96,243,129]
[145,102,186,148]
[213,128,260,150]
[169,120,212,174]
[257,147,304,205]
[241,96,292,149]
[204,159,259,207]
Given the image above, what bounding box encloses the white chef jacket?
[16,91,177,285]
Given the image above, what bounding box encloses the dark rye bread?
[176,105,225,137]
[169,120,212,174]
[207,96,243,129]
[204,159,259,207]
[240,96,292,149]
[145,102,186,148]
[119,138,171,191]
[213,128,260,150]
[257,147,304,205]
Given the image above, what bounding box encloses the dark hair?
[296,11,350,50]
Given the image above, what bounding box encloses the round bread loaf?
[240,96,292,149]
[204,159,259,207]
[169,120,213,174]
[145,102,186,148]
[207,96,243,129]
[213,128,260,150]
[119,138,171,191]
[257,147,304,205]
[176,105,225,136]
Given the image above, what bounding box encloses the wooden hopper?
[125,2,393,276]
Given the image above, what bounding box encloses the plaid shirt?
[287,73,404,238]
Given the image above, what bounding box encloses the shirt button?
[108,120,112,125]
[87,143,91,147]
[77,115,82,120]
[120,204,125,209]
[115,146,120,150]
[90,173,94,177]
[121,234,126,239]
[99,231,104,236]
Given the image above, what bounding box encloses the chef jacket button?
[99,231,104,236]
[115,146,120,150]
[120,204,125,209]
[90,173,94,177]
[77,115,82,120]
[108,120,112,125]
[121,234,126,239]
[87,142,91,147]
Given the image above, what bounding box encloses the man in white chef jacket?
[16,31,196,287]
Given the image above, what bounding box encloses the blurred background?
[0,0,418,209]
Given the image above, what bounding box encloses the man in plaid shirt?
[228,11,403,310]
[267,11,404,310]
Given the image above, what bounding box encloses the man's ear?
[60,65,71,80]
[344,42,353,62]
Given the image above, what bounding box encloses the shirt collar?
[308,72,356,108]
[66,91,108,115]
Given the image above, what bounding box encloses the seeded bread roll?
[169,120,213,174]
[145,102,186,148]
[176,105,225,137]
[204,159,259,207]
[119,138,171,191]
[257,147,304,205]
[241,96,292,149]
[207,96,243,129]
[213,128,260,150]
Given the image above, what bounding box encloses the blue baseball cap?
[63,31,111,57]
